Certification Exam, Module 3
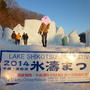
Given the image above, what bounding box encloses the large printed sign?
[1,50,90,83]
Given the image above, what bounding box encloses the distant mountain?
[0,0,44,29]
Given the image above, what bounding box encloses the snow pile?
[0,81,90,90]
[0,38,55,51]
[0,37,90,52]
[0,38,16,50]
[68,30,81,46]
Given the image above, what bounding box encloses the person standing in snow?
[38,16,50,47]
[11,31,16,44]
[22,32,26,44]
[16,33,21,45]
[25,33,28,45]
[22,32,28,45]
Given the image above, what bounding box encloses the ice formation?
[0,19,87,47]
[56,26,65,37]
[49,26,69,45]
[13,24,24,35]
[0,25,3,38]
[68,30,81,46]
[3,28,12,41]
[86,30,90,46]
[13,19,56,45]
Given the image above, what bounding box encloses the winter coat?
[11,32,16,39]
[25,34,28,40]
[22,34,28,40]
[16,34,21,40]
[22,34,26,40]
[38,23,50,34]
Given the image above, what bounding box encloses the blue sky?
[16,0,90,34]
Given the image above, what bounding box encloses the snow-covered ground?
[0,38,90,52]
[0,81,90,90]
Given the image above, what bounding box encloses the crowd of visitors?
[11,31,28,45]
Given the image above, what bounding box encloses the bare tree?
[0,0,7,9]
[5,0,18,8]
[0,0,44,29]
